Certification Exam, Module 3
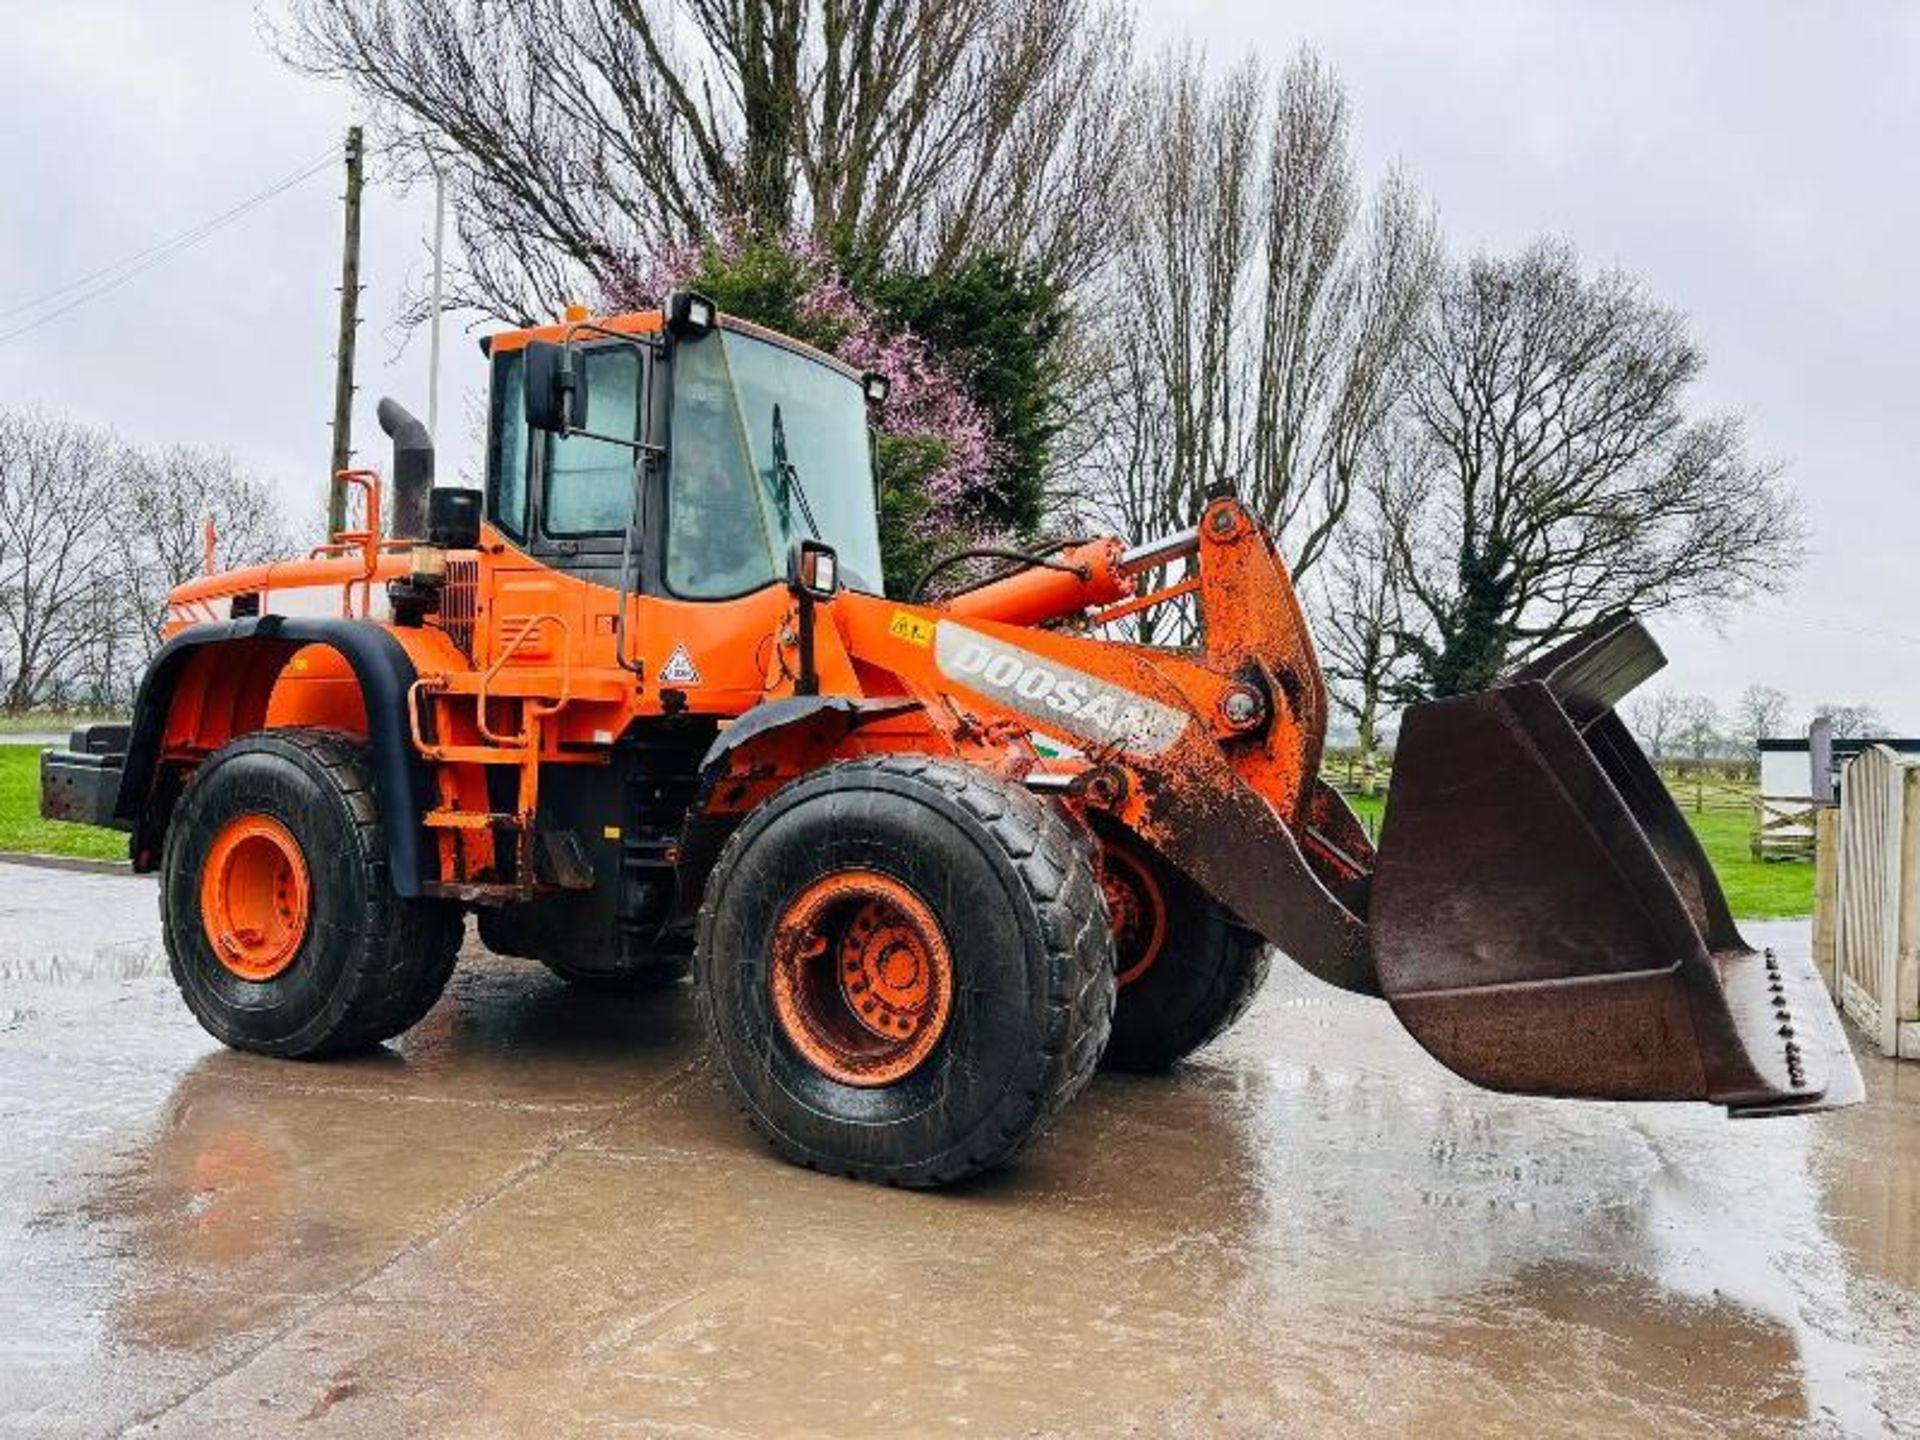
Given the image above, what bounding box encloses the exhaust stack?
[377,397,433,541]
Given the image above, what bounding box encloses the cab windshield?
[665,328,883,598]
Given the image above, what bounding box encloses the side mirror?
[524,340,587,433]
[789,538,839,599]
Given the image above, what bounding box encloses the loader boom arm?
[822,495,1380,994]
[814,498,1862,1117]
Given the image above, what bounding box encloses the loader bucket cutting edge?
[1369,615,1864,1117]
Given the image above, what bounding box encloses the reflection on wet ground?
[0,862,1915,1436]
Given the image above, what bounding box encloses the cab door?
[482,340,658,677]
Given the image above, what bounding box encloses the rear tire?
[1099,838,1270,1072]
[160,728,463,1057]
[696,756,1115,1187]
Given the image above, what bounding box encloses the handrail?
[475,613,572,747]
[405,677,444,759]
[403,613,575,760]
[327,469,384,582]
[306,538,416,561]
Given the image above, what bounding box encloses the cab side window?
[487,349,529,539]
[545,345,641,537]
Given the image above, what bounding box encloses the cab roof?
[482,307,862,383]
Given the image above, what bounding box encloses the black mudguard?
[115,619,434,897]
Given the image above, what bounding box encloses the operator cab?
[483,296,885,598]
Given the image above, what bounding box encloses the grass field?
[0,741,1818,918]
[0,745,126,861]
[1684,806,1814,919]
[0,711,110,736]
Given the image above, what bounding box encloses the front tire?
[1098,836,1270,1072]
[161,728,462,1057]
[696,756,1115,1187]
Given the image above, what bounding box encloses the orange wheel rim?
[200,815,310,982]
[769,870,953,1087]
[1102,843,1167,988]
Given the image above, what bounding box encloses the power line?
[0,147,337,323]
[0,147,340,345]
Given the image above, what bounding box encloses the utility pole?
[427,149,446,440]
[326,125,365,536]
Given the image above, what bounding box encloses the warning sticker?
[659,643,702,685]
[888,610,935,647]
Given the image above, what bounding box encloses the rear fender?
[117,619,439,897]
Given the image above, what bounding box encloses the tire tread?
[162,727,461,1057]
[696,755,1115,1187]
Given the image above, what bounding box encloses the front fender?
[117,618,435,897]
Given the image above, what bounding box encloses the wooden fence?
[1753,795,1819,861]
[1814,745,1920,1059]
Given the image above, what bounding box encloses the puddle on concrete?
[1,878,1915,1434]
[0,861,162,986]
[0,942,169,986]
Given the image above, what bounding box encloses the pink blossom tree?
[605,228,1004,588]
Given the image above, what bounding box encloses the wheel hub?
[771,871,953,1086]
[200,814,310,982]
[840,898,941,1039]
[1100,844,1167,988]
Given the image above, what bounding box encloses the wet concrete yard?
[2,858,1917,1436]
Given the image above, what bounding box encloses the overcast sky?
[4,2,1917,729]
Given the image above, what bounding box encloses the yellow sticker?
[888,611,935,647]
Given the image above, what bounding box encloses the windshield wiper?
[770,403,822,540]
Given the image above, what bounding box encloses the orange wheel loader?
[39,294,1863,1186]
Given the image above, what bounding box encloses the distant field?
[1686,807,1814,919]
[0,740,1816,918]
[0,745,125,861]
[0,711,115,736]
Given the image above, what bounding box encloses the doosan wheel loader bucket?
[1371,615,1864,1116]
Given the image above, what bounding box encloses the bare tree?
[1098,47,1437,583]
[1315,450,1415,795]
[1734,683,1790,754]
[1387,239,1805,698]
[1626,686,1687,762]
[0,413,291,712]
[278,0,1134,324]
[0,411,120,712]
[107,446,290,663]
[1676,693,1725,764]
[1814,701,1889,739]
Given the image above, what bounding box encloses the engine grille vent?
[439,558,479,659]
